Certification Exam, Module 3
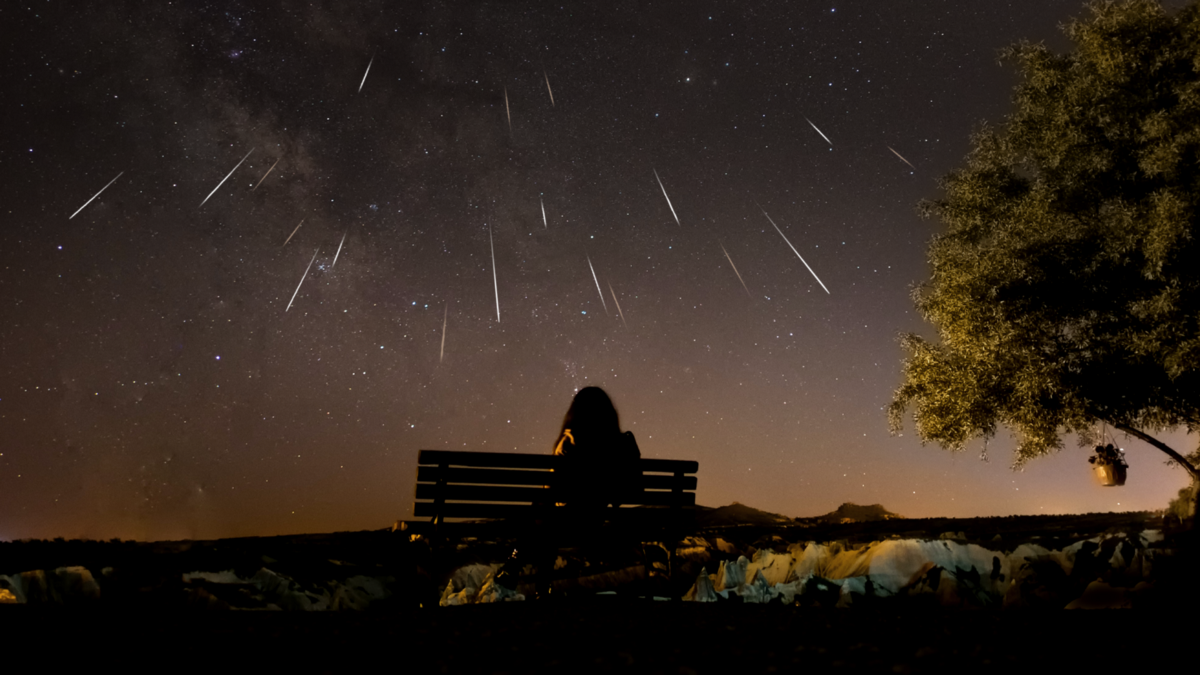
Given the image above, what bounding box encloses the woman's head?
[561,386,620,438]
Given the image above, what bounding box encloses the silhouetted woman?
[498,387,642,595]
[551,386,641,508]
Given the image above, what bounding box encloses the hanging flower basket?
[1088,444,1128,487]
[1093,463,1127,486]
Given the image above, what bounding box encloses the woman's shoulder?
[553,429,575,456]
[620,431,641,459]
[554,429,639,458]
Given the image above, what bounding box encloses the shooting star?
[544,70,555,107]
[286,247,319,312]
[440,303,448,363]
[760,206,830,294]
[805,117,832,146]
[608,282,627,328]
[587,254,608,314]
[653,168,680,226]
[252,157,281,191]
[199,148,254,207]
[540,197,547,229]
[489,223,500,322]
[69,172,124,219]
[283,219,304,247]
[887,146,916,170]
[719,241,753,298]
[331,230,347,268]
[503,86,512,133]
[358,55,373,93]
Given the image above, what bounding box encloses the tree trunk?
[1109,422,1199,532]
[1188,478,1199,526]
[1190,478,1200,526]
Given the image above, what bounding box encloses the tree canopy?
[889,0,1200,483]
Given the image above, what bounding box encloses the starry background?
[1,0,1192,541]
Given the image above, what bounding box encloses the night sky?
[2,1,1192,541]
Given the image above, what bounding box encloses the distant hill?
[809,502,904,524]
[693,502,903,528]
[695,502,794,528]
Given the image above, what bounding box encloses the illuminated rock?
[0,567,99,604]
[745,548,792,586]
[439,563,500,606]
[330,575,392,611]
[674,537,711,562]
[183,570,247,585]
[683,531,1164,607]
[0,575,25,603]
[713,556,748,592]
[713,538,740,555]
[736,570,773,603]
[771,579,801,604]
[681,567,720,602]
[476,572,524,603]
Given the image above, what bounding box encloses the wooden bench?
[412,450,699,597]
[413,449,699,531]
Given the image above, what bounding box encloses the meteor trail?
[283,219,304,246]
[69,172,123,219]
[331,230,347,268]
[489,223,500,322]
[200,148,254,207]
[719,241,753,298]
[503,86,512,133]
[358,55,373,93]
[887,146,916,169]
[286,248,319,312]
[608,282,627,328]
[540,198,547,229]
[653,168,680,226]
[252,157,280,190]
[544,70,555,107]
[805,117,832,146]
[587,255,608,314]
[440,303,448,363]
[760,206,830,294]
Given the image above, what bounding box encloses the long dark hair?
[558,386,620,446]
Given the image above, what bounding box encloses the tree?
[889,0,1200,519]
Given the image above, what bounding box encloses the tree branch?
[1109,421,1200,483]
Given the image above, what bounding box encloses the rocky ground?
[0,507,1193,672]
[0,507,1184,608]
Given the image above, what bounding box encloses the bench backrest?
[414,449,698,521]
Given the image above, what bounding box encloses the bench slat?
[417,449,698,474]
[418,450,557,469]
[415,483,696,506]
[416,466,551,486]
[637,459,699,474]
[413,502,697,522]
[416,466,697,491]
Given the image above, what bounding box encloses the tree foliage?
[890,0,1200,478]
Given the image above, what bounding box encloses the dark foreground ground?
[3,511,1192,672]
[1,601,1188,673]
